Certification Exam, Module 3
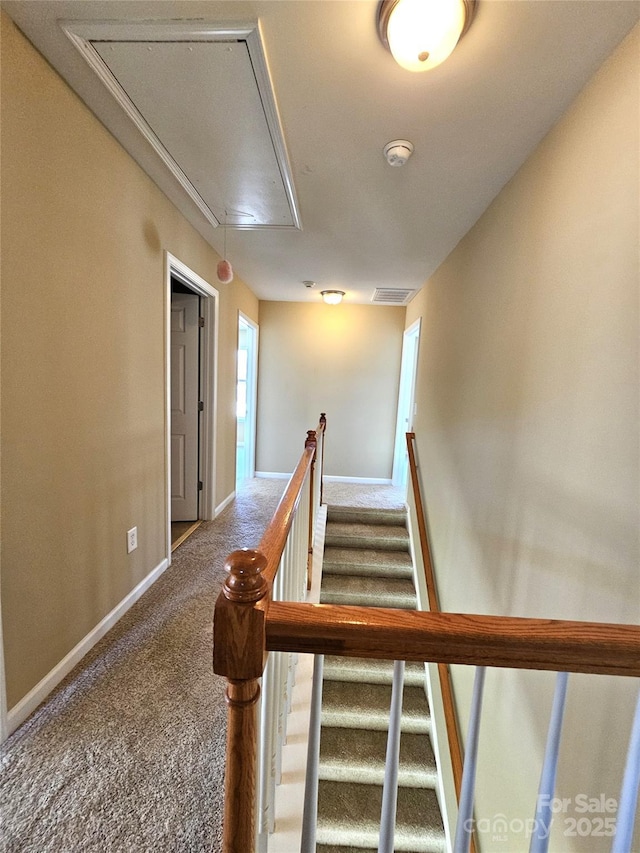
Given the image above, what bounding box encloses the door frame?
[165,252,219,560]
[0,593,7,744]
[237,312,259,481]
[392,318,421,489]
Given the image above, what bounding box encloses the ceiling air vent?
[372,288,416,305]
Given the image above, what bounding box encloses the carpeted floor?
[0,478,404,853]
[323,481,405,511]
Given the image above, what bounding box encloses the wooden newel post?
[213,549,269,853]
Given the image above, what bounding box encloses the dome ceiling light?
[377,0,477,72]
[321,290,345,305]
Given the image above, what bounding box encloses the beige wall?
[406,25,639,851]
[0,14,258,709]
[256,301,405,478]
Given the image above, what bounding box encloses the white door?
[392,319,421,489]
[171,292,200,520]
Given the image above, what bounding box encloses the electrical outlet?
[127,526,138,554]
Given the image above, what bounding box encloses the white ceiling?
[4,0,639,304]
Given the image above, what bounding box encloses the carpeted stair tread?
[320,575,417,608]
[321,681,430,733]
[323,656,425,686]
[320,575,417,609]
[324,521,410,552]
[319,726,438,788]
[327,506,407,527]
[316,780,446,852]
[316,502,445,850]
[316,848,378,853]
[323,545,414,578]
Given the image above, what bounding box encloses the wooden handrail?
[406,431,468,843]
[257,414,326,589]
[258,445,315,584]
[406,433,439,611]
[266,602,640,677]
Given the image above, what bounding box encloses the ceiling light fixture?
[377,0,477,72]
[321,290,345,305]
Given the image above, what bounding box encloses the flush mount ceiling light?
[321,290,345,305]
[377,0,477,72]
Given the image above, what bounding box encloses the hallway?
[0,479,284,853]
[0,479,404,852]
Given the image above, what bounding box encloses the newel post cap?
[223,549,269,603]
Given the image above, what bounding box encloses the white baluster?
[612,687,640,853]
[301,654,324,853]
[530,671,569,853]
[453,666,486,853]
[378,660,405,853]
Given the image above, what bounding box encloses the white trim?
[0,299,5,740]
[61,20,301,231]
[215,491,236,518]
[255,471,292,480]
[238,312,259,480]
[165,253,219,563]
[250,19,302,230]
[324,475,393,485]
[199,294,220,522]
[6,557,170,737]
[0,585,7,744]
[392,318,422,489]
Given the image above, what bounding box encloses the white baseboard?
[324,475,393,485]
[214,491,235,517]
[6,556,170,738]
[255,471,291,479]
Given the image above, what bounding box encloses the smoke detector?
[383,139,414,166]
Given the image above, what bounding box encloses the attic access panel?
[62,21,300,230]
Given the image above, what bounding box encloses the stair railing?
[213,413,326,853]
[217,591,640,851]
[214,424,640,853]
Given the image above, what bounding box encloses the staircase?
[315,506,446,853]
